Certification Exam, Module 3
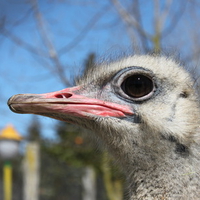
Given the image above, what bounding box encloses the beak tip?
[7,95,22,113]
[7,96,14,110]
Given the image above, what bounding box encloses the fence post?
[23,142,40,200]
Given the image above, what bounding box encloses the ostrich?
[8,55,200,199]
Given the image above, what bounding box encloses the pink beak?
[8,87,133,119]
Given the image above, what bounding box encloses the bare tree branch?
[131,0,150,52]
[152,0,162,52]
[58,4,111,55]
[110,0,151,53]
[0,27,46,56]
[155,0,173,31]
[12,7,33,27]
[30,0,71,86]
[162,1,187,37]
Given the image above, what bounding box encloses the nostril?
[55,94,64,98]
[54,93,73,98]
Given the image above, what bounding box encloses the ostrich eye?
[121,75,154,98]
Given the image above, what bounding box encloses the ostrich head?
[8,55,200,199]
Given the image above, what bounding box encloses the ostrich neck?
[127,158,200,200]
[89,118,200,199]
[93,122,200,200]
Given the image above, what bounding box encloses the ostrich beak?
[8,87,133,119]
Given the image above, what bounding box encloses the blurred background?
[0,0,200,199]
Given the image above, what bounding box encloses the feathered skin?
[8,55,200,199]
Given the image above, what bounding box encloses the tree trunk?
[101,152,123,200]
[82,166,96,200]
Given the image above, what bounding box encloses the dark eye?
[121,74,154,98]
